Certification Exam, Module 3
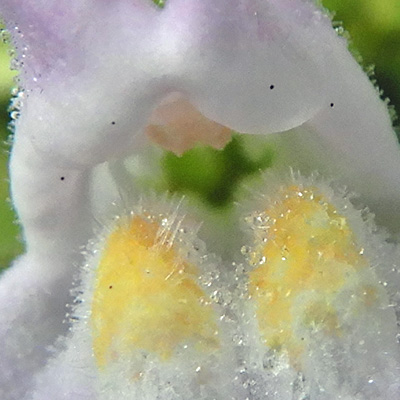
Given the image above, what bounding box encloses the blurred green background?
[0,0,400,268]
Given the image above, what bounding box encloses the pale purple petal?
[1,0,400,399]
[0,1,90,84]
[5,0,338,266]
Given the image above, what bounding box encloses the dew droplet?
[241,245,251,255]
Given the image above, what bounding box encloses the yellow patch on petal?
[92,215,219,368]
[248,186,372,366]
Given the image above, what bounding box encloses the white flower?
[1,0,400,399]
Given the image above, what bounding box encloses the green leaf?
[152,0,166,9]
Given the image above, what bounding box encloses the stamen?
[146,94,232,155]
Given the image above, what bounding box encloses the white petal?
[0,255,75,400]
[28,199,251,399]
[239,171,400,399]
[168,0,330,134]
[263,17,400,231]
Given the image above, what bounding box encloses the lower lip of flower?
[91,212,220,369]
[246,183,382,368]
[90,180,385,372]
[62,172,399,398]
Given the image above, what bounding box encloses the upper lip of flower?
[1,0,400,398]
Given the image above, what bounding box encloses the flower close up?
[1,0,400,399]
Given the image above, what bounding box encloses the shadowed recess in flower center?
[139,92,275,208]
